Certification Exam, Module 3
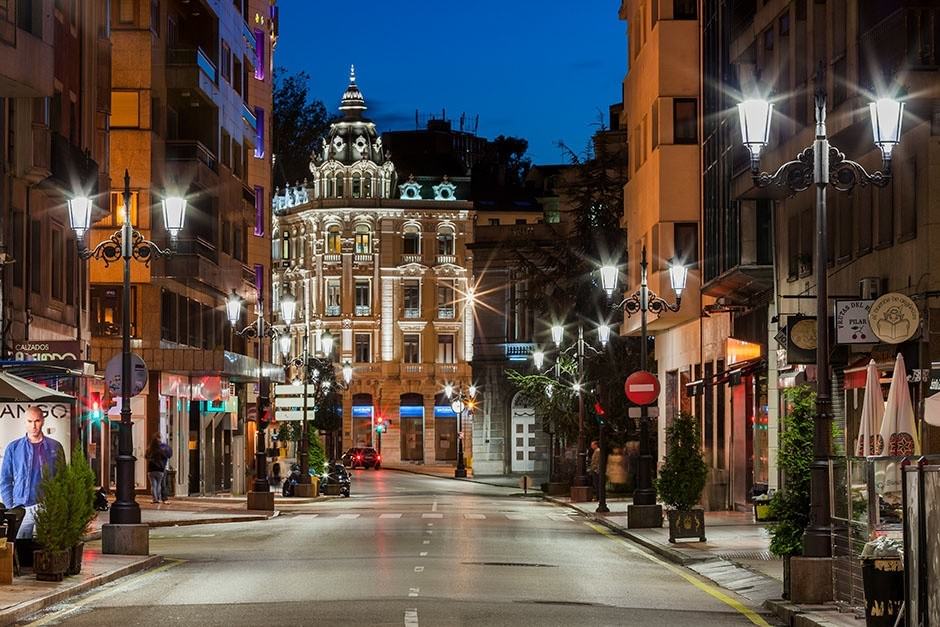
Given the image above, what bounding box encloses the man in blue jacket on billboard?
[0,406,66,538]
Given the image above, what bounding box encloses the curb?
[0,554,163,626]
[763,599,861,627]
[386,466,544,493]
[541,495,700,566]
[83,512,273,541]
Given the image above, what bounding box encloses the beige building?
[273,70,475,468]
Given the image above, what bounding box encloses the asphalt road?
[21,470,778,626]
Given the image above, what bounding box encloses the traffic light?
[88,392,103,425]
[375,417,389,433]
[592,399,606,425]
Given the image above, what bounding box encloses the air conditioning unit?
[859,277,884,300]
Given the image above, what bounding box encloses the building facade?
[273,70,475,469]
[87,0,277,495]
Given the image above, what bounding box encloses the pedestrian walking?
[589,440,601,499]
[145,435,171,503]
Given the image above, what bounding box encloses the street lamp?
[551,324,564,347]
[603,246,686,528]
[444,383,477,478]
[738,81,901,558]
[69,170,186,542]
[227,287,299,510]
[532,349,545,370]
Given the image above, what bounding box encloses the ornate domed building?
[272,68,475,468]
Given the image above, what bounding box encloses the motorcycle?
[282,464,304,497]
[320,464,351,498]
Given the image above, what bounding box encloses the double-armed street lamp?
[226,286,298,509]
[600,247,687,528]
[444,382,477,478]
[736,80,903,557]
[69,170,187,539]
[278,324,352,489]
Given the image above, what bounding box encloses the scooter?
[321,465,351,498]
[282,464,303,497]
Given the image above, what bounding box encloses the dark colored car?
[319,463,351,497]
[342,447,381,469]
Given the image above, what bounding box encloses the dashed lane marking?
[422,540,431,545]
[422,513,443,518]
[419,552,428,557]
[379,513,403,518]
[587,523,773,627]
[505,514,528,520]
[408,587,420,598]
[464,513,486,520]
[414,566,425,573]
[404,608,419,626]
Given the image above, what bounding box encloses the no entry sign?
[624,371,660,406]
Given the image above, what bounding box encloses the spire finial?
[349,64,356,83]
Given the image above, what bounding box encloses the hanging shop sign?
[786,317,817,365]
[835,300,874,344]
[868,293,919,344]
[11,341,81,363]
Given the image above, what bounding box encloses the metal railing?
[436,254,457,265]
[167,47,218,83]
[241,103,257,130]
[325,305,340,317]
[903,458,940,626]
[403,307,421,319]
[354,253,373,263]
[354,305,371,316]
[437,307,455,319]
[322,253,341,263]
[166,140,218,172]
[401,254,422,264]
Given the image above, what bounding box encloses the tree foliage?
[36,446,96,551]
[470,135,532,200]
[656,412,708,510]
[768,384,816,557]
[308,429,327,476]
[272,68,336,188]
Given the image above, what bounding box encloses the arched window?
[326,225,341,254]
[325,177,334,198]
[403,224,420,255]
[336,175,345,198]
[354,224,371,254]
[437,226,454,256]
[352,173,362,198]
[363,173,373,198]
[281,232,291,260]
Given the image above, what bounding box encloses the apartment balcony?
[503,342,535,362]
[354,305,371,317]
[861,6,939,77]
[16,124,50,184]
[241,103,257,131]
[401,254,423,265]
[322,253,341,264]
[165,140,218,188]
[325,305,340,317]
[50,132,98,191]
[166,47,221,106]
[435,254,457,265]
[0,20,53,97]
[153,236,220,285]
[401,363,426,378]
[435,363,471,378]
[403,308,421,319]
[354,253,373,264]
[437,307,455,320]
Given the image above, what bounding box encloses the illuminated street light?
[533,349,545,370]
[551,324,564,347]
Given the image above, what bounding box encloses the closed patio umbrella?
[879,353,919,456]
[855,360,885,456]
[0,371,74,402]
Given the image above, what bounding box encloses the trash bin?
[164,469,177,498]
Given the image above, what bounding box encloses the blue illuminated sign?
[399,406,424,418]
[352,405,373,418]
[434,405,457,418]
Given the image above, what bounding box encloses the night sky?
[275,1,626,165]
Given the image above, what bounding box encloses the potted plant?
[767,384,815,599]
[656,412,708,543]
[860,536,904,627]
[65,445,97,575]
[33,454,72,581]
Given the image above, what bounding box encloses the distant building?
[273,69,475,468]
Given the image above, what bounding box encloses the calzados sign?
[12,341,81,362]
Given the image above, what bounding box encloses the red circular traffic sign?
[624,371,660,406]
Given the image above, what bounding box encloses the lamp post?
[444,383,477,478]
[601,246,686,528]
[279,328,348,493]
[737,81,901,558]
[227,287,297,510]
[68,170,186,550]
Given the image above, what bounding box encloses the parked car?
[342,447,381,469]
[319,463,351,497]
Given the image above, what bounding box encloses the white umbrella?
[855,360,885,456]
[879,353,920,456]
[924,392,940,427]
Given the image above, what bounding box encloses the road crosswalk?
[288,511,580,522]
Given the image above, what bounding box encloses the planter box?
[545,482,570,496]
[666,508,706,543]
[862,558,903,627]
[324,483,342,496]
[33,548,70,582]
[67,542,84,576]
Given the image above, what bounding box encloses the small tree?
[656,413,708,510]
[35,453,72,552]
[307,428,327,476]
[66,444,97,543]
[768,384,816,557]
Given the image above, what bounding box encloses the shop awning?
[685,358,766,396]
[0,371,75,402]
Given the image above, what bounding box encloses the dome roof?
[321,66,388,167]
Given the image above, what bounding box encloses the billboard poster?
[0,402,73,467]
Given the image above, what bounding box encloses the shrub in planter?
[65,445,97,575]
[767,384,815,597]
[655,412,708,543]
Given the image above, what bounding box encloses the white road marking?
[422,540,430,545]
[464,513,486,520]
[408,588,420,598]
[379,513,402,518]
[505,514,528,520]
[422,513,443,519]
[414,566,425,573]
[405,608,419,626]
[337,513,360,519]
[425,530,433,535]
[426,522,434,526]
[432,500,438,512]
[419,551,428,557]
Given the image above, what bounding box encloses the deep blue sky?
[275,1,626,164]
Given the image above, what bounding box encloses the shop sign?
[0,402,72,464]
[868,292,919,344]
[11,341,81,363]
[105,353,148,397]
[929,364,940,392]
[786,317,817,365]
[160,373,191,398]
[191,376,223,401]
[835,300,874,344]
